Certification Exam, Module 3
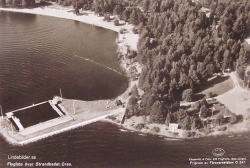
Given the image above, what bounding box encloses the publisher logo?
[212,148,225,157]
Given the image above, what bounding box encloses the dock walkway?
[6,101,48,114]
[19,115,72,136]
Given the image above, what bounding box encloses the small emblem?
[212,148,225,157]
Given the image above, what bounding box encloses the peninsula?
[0,2,140,145]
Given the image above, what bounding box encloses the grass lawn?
[196,75,234,100]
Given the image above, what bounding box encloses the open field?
[234,72,250,91]
[201,73,250,134]
[196,75,234,99]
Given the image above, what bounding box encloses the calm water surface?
[0,11,249,168]
[0,11,127,112]
[0,122,250,168]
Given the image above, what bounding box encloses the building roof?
[169,123,178,127]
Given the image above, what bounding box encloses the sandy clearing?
[246,38,250,45]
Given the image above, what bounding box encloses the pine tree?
[0,0,6,7]
[122,9,130,22]
[150,101,166,123]
[182,89,194,102]
[12,0,20,7]
[200,105,208,118]
[129,9,138,25]
[181,116,191,130]
[21,0,28,7]
[113,4,123,16]
[6,0,12,7]
[94,5,102,14]
[142,0,150,13]
[223,50,231,70]
[131,85,139,98]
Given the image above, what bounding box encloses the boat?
[164,138,180,141]
[119,129,128,132]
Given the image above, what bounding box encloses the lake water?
[0,122,249,168]
[0,11,128,112]
[0,11,249,168]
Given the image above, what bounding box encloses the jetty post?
[60,88,63,101]
[0,105,3,118]
[11,121,13,132]
[73,100,76,115]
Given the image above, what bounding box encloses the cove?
[0,11,128,112]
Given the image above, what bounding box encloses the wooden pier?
[6,101,48,114]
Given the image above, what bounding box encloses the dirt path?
[181,72,250,117]
[217,72,250,117]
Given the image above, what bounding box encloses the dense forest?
[1,0,250,128]
[51,0,249,125]
[0,0,35,7]
[78,0,250,126]
[132,0,250,125]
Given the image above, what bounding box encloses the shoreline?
[104,73,250,139]
[0,6,120,32]
[0,4,140,145]
[0,109,124,145]
[0,4,138,51]
[103,112,250,140]
[2,5,248,143]
[0,3,141,99]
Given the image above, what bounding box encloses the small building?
[169,123,178,132]
[223,68,231,74]
[212,104,232,118]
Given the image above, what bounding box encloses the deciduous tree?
[182,89,194,102]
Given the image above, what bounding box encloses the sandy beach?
[0,3,138,51]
